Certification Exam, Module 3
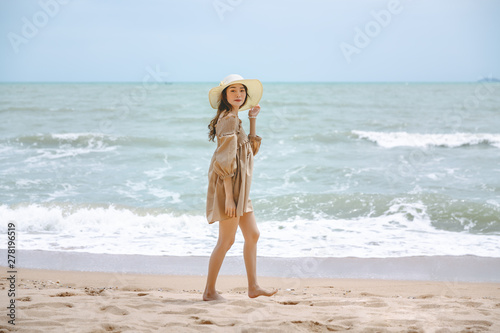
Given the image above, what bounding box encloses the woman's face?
[225,84,246,110]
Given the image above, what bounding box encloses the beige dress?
[206,113,262,224]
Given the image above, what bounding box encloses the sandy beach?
[1,267,499,333]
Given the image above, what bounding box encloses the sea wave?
[5,132,118,147]
[352,131,500,148]
[1,200,498,258]
[255,193,500,234]
[1,132,175,149]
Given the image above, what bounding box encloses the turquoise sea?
[1,82,499,258]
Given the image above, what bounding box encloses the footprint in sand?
[13,319,65,329]
[419,303,441,309]
[194,318,239,327]
[457,320,492,328]
[360,292,382,297]
[100,323,132,332]
[127,302,164,310]
[160,307,209,315]
[228,299,268,308]
[20,302,74,309]
[161,297,199,305]
[462,301,483,308]
[189,316,241,327]
[362,298,388,308]
[289,320,343,332]
[99,305,130,316]
[84,287,106,296]
[278,300,300,305]
[308,300,355,307]
[49,291,77,297]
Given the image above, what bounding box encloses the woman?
[204,74,277,301]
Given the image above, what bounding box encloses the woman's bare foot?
[203,290,226,301]
[248,286,278,298]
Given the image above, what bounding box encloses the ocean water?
[1,82,499,258]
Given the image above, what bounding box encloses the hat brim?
[209,79,263,112]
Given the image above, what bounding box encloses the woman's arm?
[248,105,260,136]
[249,117,256,136]
[223,177,233,199]
[223,177,236,217]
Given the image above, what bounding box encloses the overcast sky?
[1,0,499,82]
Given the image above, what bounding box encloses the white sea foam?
[15,179,44,187]
[21,133,118,163]
[0,204,213,256]
[1,203,499,258]
[144,167,172,180]
[50,132,118,142]
[0,146,13,154]
[25,147,116,163]
[353,131,500,148]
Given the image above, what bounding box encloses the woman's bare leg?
[239,211,278,298]
[203,217,239,301]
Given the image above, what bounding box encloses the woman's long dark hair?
[208,85,248,142]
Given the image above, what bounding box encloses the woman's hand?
[248,105,260,118]
[225,195,236,218]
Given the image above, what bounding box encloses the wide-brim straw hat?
[209,74,263,111]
